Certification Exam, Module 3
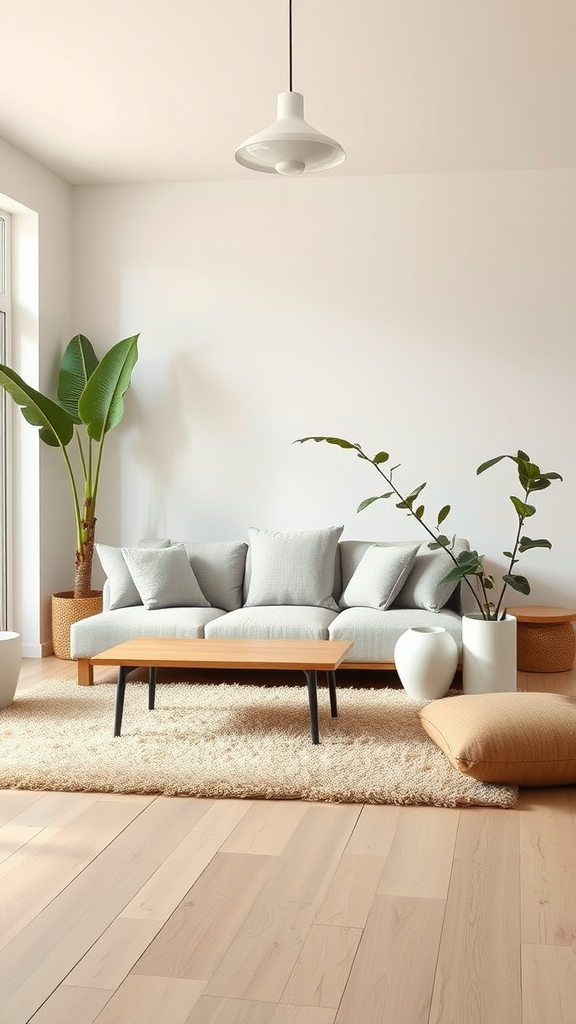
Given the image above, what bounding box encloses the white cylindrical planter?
[0,631,21,709]
[462,614,517,694]
[394,626,459,701]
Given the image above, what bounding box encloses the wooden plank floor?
[2,656,576,1024]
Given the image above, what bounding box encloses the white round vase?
[0,631,21,709]
[394,626,458,701]
[461,613,517,694]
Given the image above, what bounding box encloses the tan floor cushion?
[419,691,576,786]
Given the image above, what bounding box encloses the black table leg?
[148,667,157,710]
[327,671,338,717]
[114,665,130,737]
[304,669,320,744]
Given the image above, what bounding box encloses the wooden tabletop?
[506,606,576,624]
[90,637,354,671]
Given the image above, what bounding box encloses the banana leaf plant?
[295,436,563,620]
[0,333,139,598]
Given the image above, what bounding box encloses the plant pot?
[394,626,459,701]
[0,631,21,709]
[51,591,103,660]
[462,613,517,694]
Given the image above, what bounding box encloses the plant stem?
[356,446,486,616]
[62,444,84,556]
[493,484,530,620]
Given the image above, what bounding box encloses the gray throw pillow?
[339,543,420,610]
[173,541,248,611]
[244,525,344,610]
[122,544,211,610]
[96,539,170,610]
[395,537,470,612]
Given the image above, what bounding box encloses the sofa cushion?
[176,541,248,611]
[244,526,343,610]
[339,543,419,611]
[395,538,470,612]
[329,606,462,663]
[419,691,576,786]
[71,606,226,659]
[205,605,337,642]
[96,539,170,610]
[122,544,211,610]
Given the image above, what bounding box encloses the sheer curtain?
[0,213,10,630]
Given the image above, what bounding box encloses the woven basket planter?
[51,591,103,660]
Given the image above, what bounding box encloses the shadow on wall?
[128,352,196,538]
[127,349,252,539]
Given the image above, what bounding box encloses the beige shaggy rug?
[0,680,518,807]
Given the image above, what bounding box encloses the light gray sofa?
[71,526,471,685]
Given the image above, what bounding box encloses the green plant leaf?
[503,573,531,595]
[503,550,514,558]
[57,334,99,423]
[357,495,381,512]
[415,505,425,519]
[79,335,139,441]
[429,534,451,549]
[0,364,74,448]
[518,536,552,552]
[407,482,427,501]
[439,566,468,583]
[510,496,536,518]
[457,549,483,569]
[526,477,551,491]
[373,451,389,464]
[295,435,357,449]
[477,455,506,475]
[437,505,450,526]
[517,459,542,491]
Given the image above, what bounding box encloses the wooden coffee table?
[89,637,353,744]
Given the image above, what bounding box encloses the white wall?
[0,137,72,655]
[73,170,576,610]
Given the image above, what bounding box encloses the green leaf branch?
[294,437,563,620]
[0,333,139,598]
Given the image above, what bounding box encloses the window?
[0,211,11,630]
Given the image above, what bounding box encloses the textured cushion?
[395,538,469,612]
[329,606,462,663]
[70,606,226,658]
[96,539,170,610]
[244,526,343,610]
[122,544,210,610]
[339,543,419,611]
[419,691,576,785]
[205,605,337,641]
[175,541,248,611]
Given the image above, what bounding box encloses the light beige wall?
[73,171,576,609]
[0,137,72,656]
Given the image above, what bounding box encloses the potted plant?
[0,333,139,658]
[295,436,563,691]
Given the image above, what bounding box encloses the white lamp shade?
[235,91,346,176]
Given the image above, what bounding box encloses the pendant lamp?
[235,0,346,176]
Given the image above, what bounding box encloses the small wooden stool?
[507,606,576,673]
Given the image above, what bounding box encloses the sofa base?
[76,658,405,686]
[78,659,94,686]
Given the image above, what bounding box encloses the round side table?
[507,606,576,673]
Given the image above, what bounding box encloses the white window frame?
[0,210,12,630]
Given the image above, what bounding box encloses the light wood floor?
[2,657,576,1024]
